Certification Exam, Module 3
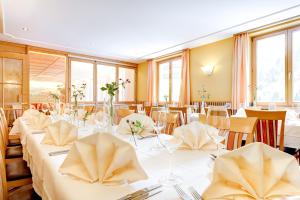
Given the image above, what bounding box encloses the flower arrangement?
[72,83,87,108]
[126,119,144,146]
[100,79,130,125]
[163,95,169,107]
[198,85,210,102]
[82,108,94,127]
[49,85,64,103]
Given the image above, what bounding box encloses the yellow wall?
[190,37,233,101]
[137,61,148,101]
[137,37,234,102]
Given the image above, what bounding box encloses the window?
[71,60,94,102]
[70,59,136,103]
[119,67,135,102]
[158,58,182,103]
[253,26,300,105]
[29,52,66,103]
[97,64,116,101]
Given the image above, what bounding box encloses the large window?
[253,26,300,105]
[119,67,135,102]
[97,64,116,101]
[158,57,182,103]
[70,59,136,103]
[71,60,94,102]
[29,52,66,103]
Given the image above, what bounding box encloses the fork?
[188,186,202,200]
[174,185,193,200]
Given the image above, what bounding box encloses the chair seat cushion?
[6,159,31,181]
[8,184,41,200]
[8,139,21,147]
[6,146,23,158]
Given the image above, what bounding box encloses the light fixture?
[201,65,214,76]
[21,27,29,31]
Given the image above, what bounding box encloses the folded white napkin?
[86,111,107,125]
[22,109,40,119]
[173,121,219,150]
[203,142,300,199]
[59,133,148,184]
[30,112,51,130]
[42,120,78,146]
[117,113,154,136]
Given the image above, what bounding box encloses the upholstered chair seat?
[6,145,23,158]
[6,160,31,181]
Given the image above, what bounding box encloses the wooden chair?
[144,106,152,116]
[0,129,32,193]
[245,109,286,151]
[225,117,258,151]
[295,149,299,165]
[151,111,180,134]
[168,107,187,124]
[116,108,134,123]
[206,106,229,117]
[12,105,23,122]
[0,122,23,159]
[0,151,35,200]
[84,105,95,113]
[205,115,230,136]
[0,108,21,147]
[128,105,137,113]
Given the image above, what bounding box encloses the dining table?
[15,116,224,200]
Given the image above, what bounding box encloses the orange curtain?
[146,59,157,105]
[232,33,249,110]
[179,49,191,106]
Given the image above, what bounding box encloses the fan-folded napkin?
[202,142,300,199]
[173,121,219,150]
[117,113,154,136]
[42,120,78,146]
[59,132,148,184]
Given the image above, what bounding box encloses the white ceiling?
[1,0,300,63]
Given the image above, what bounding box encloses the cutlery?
[31,130,45,134]
[131,189,163,200]
[137,134,157,140]
[48,150,69,156]
[188,186,202,200]
[174,185,193,200]
[209,154,217,161]
[118,184,162,200]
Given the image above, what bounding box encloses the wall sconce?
[201,65,214,76]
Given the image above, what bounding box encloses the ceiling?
[2,0,300,63]
[29,52,65,82]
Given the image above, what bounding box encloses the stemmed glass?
[151,111,167,150]
[159,138,183,186]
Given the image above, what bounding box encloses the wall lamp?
[201,65,214,76]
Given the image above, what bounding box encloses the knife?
[48,150,69,156]
[118,184,162,200]
[131,189,163,200]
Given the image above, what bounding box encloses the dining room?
[0,0,300,200]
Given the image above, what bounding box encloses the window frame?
[157,56,182,104]
[68,58,137,105]
[251,25,300,106]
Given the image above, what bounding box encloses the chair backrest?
[117,109,134,123]
[168,107,187,124]
[12,104,23,121]
[0,150,8,200]
[207,106,229,117]
[225,117,258,151]
[144,106,152,116]
[128,105,137,113]
[150,107,165,118]
[205,115,230,135]
[0,120,7,159]
[84,106,95,113]
[0,108,9,146]
[245,109,286,151]
[151,111,180,134]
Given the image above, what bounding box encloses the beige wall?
[137,37,234,102]
[190,37,233,101]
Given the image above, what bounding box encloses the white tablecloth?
[17,118,221,200]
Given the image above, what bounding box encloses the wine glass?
[151,111,167,150]
[159,138,183,186]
